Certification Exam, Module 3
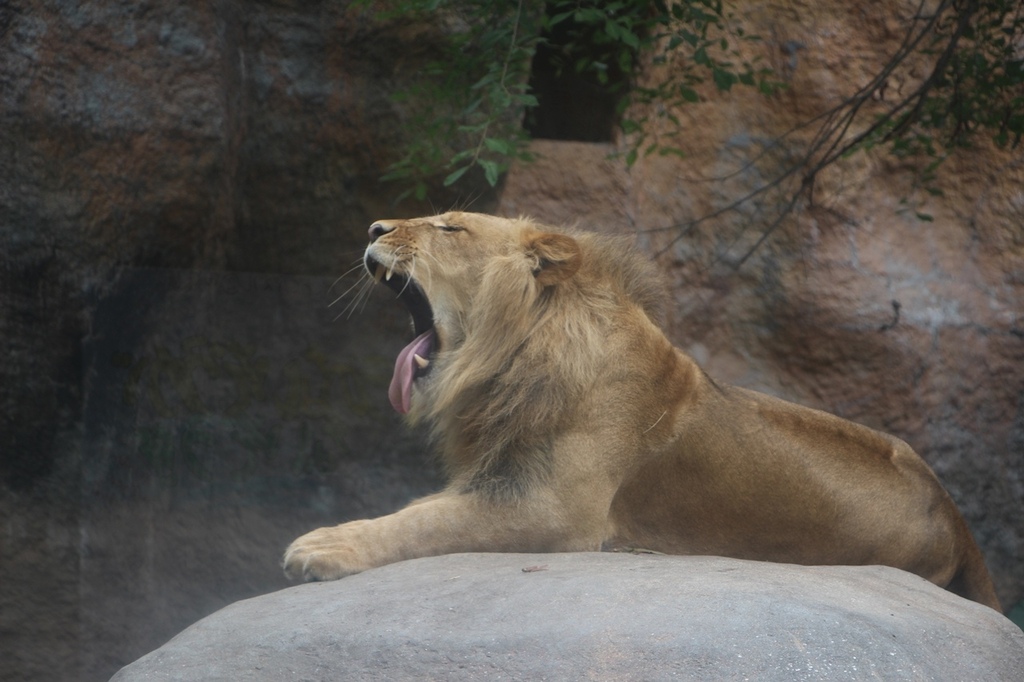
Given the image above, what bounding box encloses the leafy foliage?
[651,0,1024,258]
[364,0,1023,213]
[366,0,774,200]
[854,0,1023,202]
[617,0,780,166]
[363,0,541,202]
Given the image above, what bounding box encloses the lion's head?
[364,212,666,494]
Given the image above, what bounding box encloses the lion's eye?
[438,224,463,233]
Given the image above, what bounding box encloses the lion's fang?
[413,354,430,369]
[386,263,395,281]
[373,264,386,282]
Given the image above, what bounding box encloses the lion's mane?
[417,224,667,498]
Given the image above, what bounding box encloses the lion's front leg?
[282,490,598,581]
[282,519,380,581]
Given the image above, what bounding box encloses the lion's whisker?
[642,411,668,434]
[413,249,441,292]
[329,271,373,308]
[353,275,376,316]
[391,249,418,299]
[329,259,368,293]
[334,275,375,321]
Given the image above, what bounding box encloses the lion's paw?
[282,522,375,582]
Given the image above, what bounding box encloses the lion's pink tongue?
[388,329,435,414]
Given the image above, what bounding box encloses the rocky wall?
[1,2,473,680]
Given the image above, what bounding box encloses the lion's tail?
[946,516,1002,612]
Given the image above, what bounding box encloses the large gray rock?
[113,553,1024,681]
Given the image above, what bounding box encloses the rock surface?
[112,553,1024,682]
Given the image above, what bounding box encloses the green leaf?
[621,29,641,50]
[484,137,513,155]
[547,10,574,27]
[479,159,501,187]
[679,85,700,102]
[517,93,540,107]
[604,19,622,41]
[575,8,604,24]
[621,118,642,134]
[491,88,512,110]
[470,73,496,90]
[713,68,736,90]
[443,166,470,187]
[678,29,699,47]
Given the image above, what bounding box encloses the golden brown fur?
[283,212,1001,611]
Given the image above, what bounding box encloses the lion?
[283,211,1001,611]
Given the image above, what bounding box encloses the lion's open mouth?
[365,255,436,414]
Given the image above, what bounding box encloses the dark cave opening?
[523,7,633,143]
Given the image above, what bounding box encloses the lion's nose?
[368,222,395,242]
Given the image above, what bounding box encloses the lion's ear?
[527,231,582,286]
